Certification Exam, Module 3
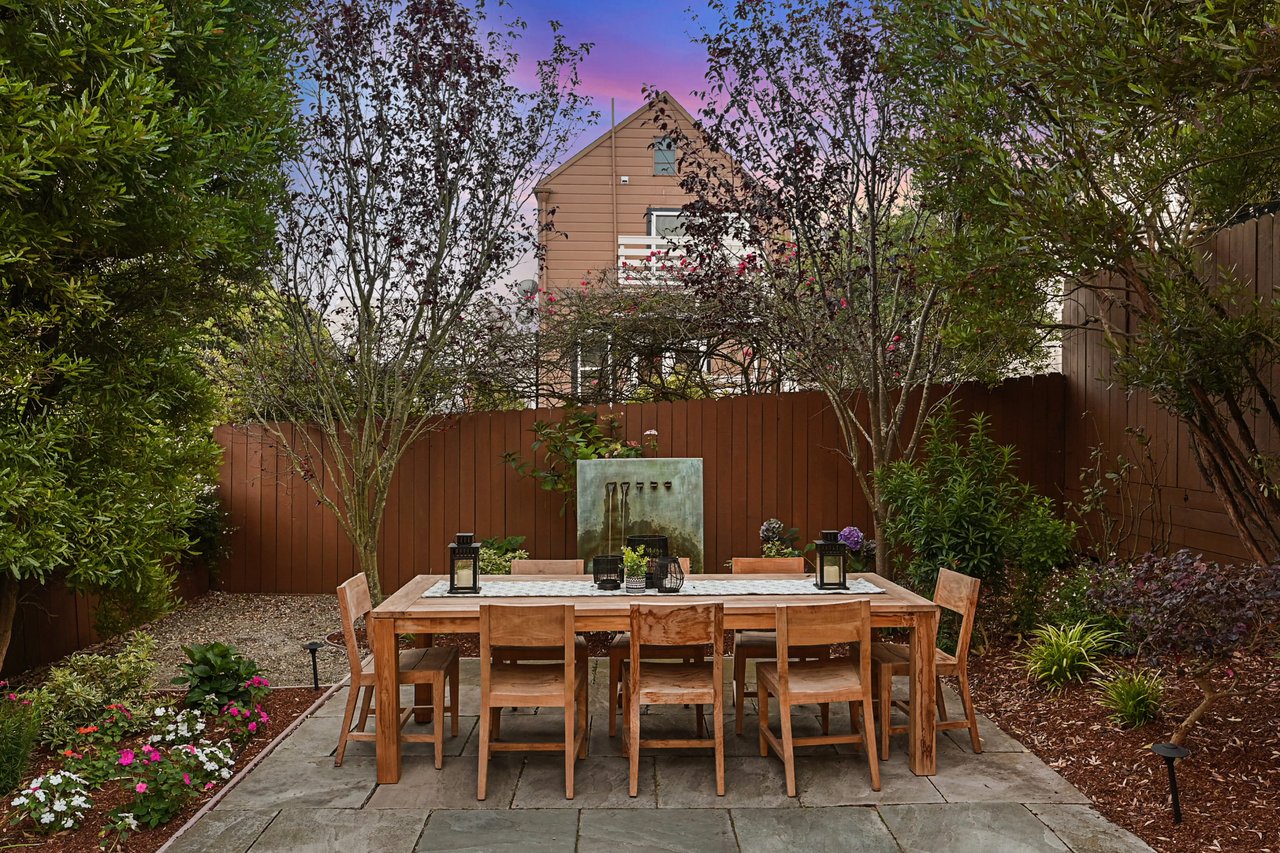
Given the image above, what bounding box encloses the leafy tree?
[890,0,1280,562]
[248,0,593,602]
[0,0,295,671]
[650,0,1056,571]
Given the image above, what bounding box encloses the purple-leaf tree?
[247,0,593,601]
[648,0,1055,572]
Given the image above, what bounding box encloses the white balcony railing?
[616,235,747,284]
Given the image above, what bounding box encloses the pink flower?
[136,783,148,794]
[228,706,240,717]
[204,782,215,791]
[248,722,258,733]
[119,749,135,766]
[183,773,192,786]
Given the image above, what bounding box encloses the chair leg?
[334,683,361,767]
[450,660,460,737]
[937,676,950,722]
[355,683,374,732]
[578,681,590,759]
[820,702,830,735]
[862,693,881,792]
[627,682,641,798]
[757,682,770,757]
[779,700,796,797]
[959,669,982,754]
[733,651,747,735]
[878,666,892,760]
[696,702,706,739]
[433,676,445,770]
[609,651,621,737]
[564,692,575,800]
[713,680,725,797]
[477,703,492,801]
[490,706,502,742]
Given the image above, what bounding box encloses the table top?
[373,573,937,619]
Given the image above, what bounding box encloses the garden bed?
[0,687,321,853]
[969,645,1280,853]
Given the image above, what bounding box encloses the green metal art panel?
[576,458,705,572]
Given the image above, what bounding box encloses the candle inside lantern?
[823,557,840,585]
[455,558,474,588]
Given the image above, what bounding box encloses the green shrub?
[1022,622,1118,689]
[0,688,41,793]
[93,560,181,637]
[1097,669,1163,728]
[1043,562,1126,635]
[878,405,1076,631]
[34,632,157,747]
[479,546,528,575]
[172,642,261,710]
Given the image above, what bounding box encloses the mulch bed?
[0,687,322,853]
[968,644,1280,853]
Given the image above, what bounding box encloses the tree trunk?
[356,536,384,605]
[1171,673,1229,747]
[0,574,18,675]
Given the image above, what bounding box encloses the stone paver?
[879,802,1068,852]
[167,668,1152,853]
[1027,804,1156,853]
[417,809,580,852]
[578,807,737,852]
[248,808,427,853]
[732,806,901,853]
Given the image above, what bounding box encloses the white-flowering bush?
[147,706,206,746]
[9,771,92,832]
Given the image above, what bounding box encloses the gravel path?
[142,592,349,688]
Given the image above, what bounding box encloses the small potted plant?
[623,545,648,593]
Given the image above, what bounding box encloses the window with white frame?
[647,208,685,238]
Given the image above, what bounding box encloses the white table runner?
[421,577,884,598]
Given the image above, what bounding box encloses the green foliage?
[762,541,802,559]
[1042,563,1124,636]
[503,408,650,507]
[0,690,41,794]
[1022,623,1119,690]
[1097,670,1163,729]
[172,642,261,711]
[34,633,157,748]
[622,546,648,579]
[93,562,182,639]
[0,0,297,670]
[479,547,529,575]
[878,406,1076,631]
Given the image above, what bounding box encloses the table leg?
[908,609,938,776]
[414,633,433,725]
[373,615,402,784]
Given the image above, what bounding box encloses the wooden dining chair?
[607,557,702,737]
[872,568,981,757]
[334,574,460,768]
[510,559,586,575]
[497,561,589,668]
[757,600,879,796]
[730,557,829,734]
[477,604,589,800]
[622,602,726,797]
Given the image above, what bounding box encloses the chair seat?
[358,645,458,686]
[623,660,716,704]
[756,659,864,704]
[871,642,957,676]
[488,661,587,706]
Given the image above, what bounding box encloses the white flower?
[63,818,74,829]
[39,812,54,824]
[51,800,66,812]
[47,774,62,786]
[11,796,27,807]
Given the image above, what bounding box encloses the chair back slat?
[934,568,981,662]
[510,559,585,576]
[336,574,372,682]
[630,602,722,647]
[480,604,574,650]
[732,557,806,575]
[775,601,870,648]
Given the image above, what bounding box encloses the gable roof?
[536,91,701,190]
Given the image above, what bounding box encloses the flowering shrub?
[221,700,271,742]
[8,771,92,832]
[111,740,235,832]
[33,632,157,747]
[759,518,807,557]
[1092,550,1280,744]
[0,684,40,794]
[148,706,207,746]
[837,526,877,567]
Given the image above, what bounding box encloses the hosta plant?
[172,643,261,710]
[1022,622,1119,689]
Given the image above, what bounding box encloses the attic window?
[653,137,676,176]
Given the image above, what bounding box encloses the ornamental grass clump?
[1091,550,1280,746]
[1097,670,1163,728]
[0,684,40,794]
[1022,622,1119,689]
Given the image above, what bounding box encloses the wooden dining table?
[369,572,941,784]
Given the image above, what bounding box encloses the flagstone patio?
[164,660,1155,853]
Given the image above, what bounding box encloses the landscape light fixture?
[1151,742,1190,824]
[302,640,324,690]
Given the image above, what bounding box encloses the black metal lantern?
[592,554,623,590]
[448,533,480,594]
[814,530,848,590]
[656,557,684,593]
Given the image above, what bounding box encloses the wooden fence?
[1062,213,1279,564]
[212,377,1066,596]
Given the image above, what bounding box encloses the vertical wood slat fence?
[214,377,1067,596]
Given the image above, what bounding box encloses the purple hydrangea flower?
[838,526,864,551]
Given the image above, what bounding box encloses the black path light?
[814,530,849,590]
[1152,742,1191,824]
[449,533,480,594]
[303,640,324,690]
